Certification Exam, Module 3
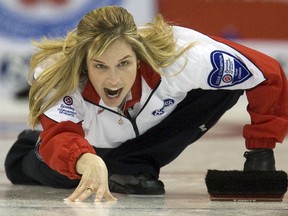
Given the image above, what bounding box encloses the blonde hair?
[28,6,193,128]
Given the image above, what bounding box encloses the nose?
[108,68,120,85]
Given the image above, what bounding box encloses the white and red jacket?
[36,26,288,179]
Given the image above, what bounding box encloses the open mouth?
[104,87,123,98]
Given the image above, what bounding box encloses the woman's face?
[86,39,138,107]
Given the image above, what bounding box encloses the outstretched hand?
[64,153,116,202]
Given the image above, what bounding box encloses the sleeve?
[38,115,96,180]
[37,91,96,180]
[211,36,288,149]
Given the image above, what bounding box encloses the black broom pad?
[205,170,288,201]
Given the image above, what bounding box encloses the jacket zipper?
[92,79,162,138]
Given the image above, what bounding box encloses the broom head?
[205,170,288,202]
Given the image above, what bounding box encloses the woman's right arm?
[38,114,96,180]
[39,115,116,202]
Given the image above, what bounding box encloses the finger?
[94,186,117,202]
[104,186,117,201]
[94,185,106,202]
[64,186,83,202]
[104,190,117,202]
[74,187,94,202]
[64,185,90,202]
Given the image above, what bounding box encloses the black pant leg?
[100,89,244,178]
[5,130,79,188]
[5,130,41,185]
[21,150,79,189]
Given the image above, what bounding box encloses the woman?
[5,6,288,202]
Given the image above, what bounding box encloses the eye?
[118,61,129,67]
[95,64,107,69]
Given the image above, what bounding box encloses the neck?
[117,96,128,113]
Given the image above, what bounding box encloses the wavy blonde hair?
[28,6,194,128]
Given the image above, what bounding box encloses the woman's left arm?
[211,36,288,149]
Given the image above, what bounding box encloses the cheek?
[88,72,103,91]
[126,68,137,85]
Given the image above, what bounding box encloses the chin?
[103,98,122,108]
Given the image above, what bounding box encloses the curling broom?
[205,170,288,201]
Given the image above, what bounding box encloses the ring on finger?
[84,186,93,192]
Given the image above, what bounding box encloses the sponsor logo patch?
[152,99,175,116]
[208,51,253,88]
[57,96,76,117]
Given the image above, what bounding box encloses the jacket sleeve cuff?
[245,138,276,149]
[66,144,96,180]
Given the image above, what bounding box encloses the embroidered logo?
[57,96,76,117]
[63,96,73,105]
[208,51,253,88]
[152,99,175,116]
[199,124,208,132]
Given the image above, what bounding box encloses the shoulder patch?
[208,51,253,88]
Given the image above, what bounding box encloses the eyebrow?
[93,55,132,63]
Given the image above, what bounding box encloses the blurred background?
[0,0,288,101]
[1,3,288,215]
